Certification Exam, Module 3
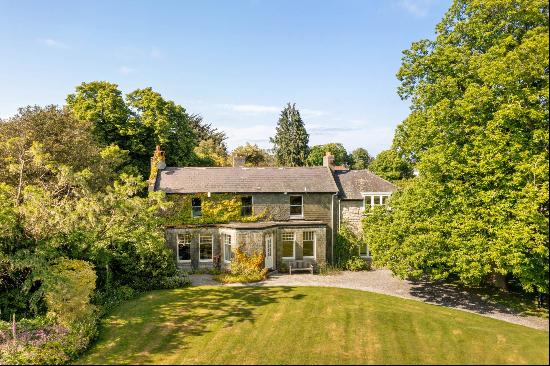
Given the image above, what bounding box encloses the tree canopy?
[231,143,272,167]
[349,148,373,170]
[368,149,414,182]
[306,143,349,166]
[270,103,309,167]
[364,0,549,292]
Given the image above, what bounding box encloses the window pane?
[290,205,302,215]
[241,196,252,206]
[282,240,294,257]
[365,196,372,206]
[303,232,315,257]
[192,198,201,207]
[373,196,381,205]
[192,198,202,217]
[241,206,252,216]
[224,244,232,262]
[199,235,212,260]
[381,196,388,205]
[290,196,302,205]
[178,244,190,261]
[192,207,202,217]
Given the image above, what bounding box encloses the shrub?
[345,256,369,271]
[214,248,268,283]
[42,259,97,327]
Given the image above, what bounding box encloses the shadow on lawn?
[407,279,545,318]
[87,286,304,364]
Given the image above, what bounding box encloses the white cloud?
[119,65,135,75]
[222,104,280,114]
[38,38,67,48]
[150,47,162,59]
[397,0,436,17]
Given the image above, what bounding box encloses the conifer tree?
[270,103,309,166]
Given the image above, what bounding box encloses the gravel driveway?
[189,269,548,331]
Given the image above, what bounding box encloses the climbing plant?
[162,193,270,225]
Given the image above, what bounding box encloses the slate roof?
[333,170,398,199]
[156,166,339,194]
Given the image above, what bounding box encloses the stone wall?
[339,200,364,234]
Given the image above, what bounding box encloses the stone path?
[189,269,549,331]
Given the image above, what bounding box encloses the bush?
[345,256,370,271]
[214,248,268,283]
[0,312,99,365]
[42,259,97,326]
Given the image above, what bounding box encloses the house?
[150,147,398,271]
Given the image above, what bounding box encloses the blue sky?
[0,0,451,154]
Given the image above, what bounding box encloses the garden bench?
[289,260,314,275]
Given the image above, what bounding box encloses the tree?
[194,139,229,166]
[67,82,198,176]
[350,148,373,170]
[270,103,309,166]
[231,143,271,167]
[306,143,349,166]
[365,0,549,292]
[368,149,414,182]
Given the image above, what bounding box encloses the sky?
[0,0,452,155]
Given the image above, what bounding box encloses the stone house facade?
[151,148,397,271]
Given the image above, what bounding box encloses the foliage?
[366,0,549,292]
[349,148,373,170]
[369,149,414,182]
[231,143,272,167]
[66,82,198,176]
[270,103,310,167]
[162,193,269,225]
[333,224,361,269]
[306,143,349,166]
[194,139,229,167]
[345,256,369,271]
[42,259,96,326]
[214,248,268,283]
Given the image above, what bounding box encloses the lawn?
[77,286,549,365]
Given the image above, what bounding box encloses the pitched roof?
[333,170,398,199]
[156,166,339,194]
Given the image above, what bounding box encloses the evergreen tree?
[270,103,309,166]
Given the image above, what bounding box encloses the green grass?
[77,286,549,365]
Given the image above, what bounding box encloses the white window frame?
[282,232,295,259]
[176,233,192,263]
[199,234,213,262]
[289,195,303,219]
[302,231,316,259]
[362,192,391,210]
[192,197,202,218]
[223,234,233,263]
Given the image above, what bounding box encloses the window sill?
[178,260,191,263]
[199,259,213,263]
[282,257,295,260]
[289,215,304,220]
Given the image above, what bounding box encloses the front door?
[265,234,274,269]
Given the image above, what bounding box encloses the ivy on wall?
[162,193,270,226]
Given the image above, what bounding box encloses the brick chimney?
[323,151,335,170]
[233,155,246,167]
[149,145,166,190]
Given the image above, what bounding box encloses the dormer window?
[289,195,303,218]
[192,197,202,217]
